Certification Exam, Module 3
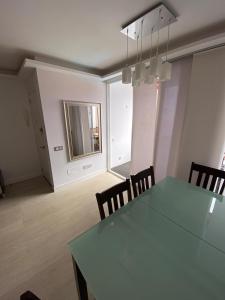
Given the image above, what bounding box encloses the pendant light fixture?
[154,8,162,80]
[160,20,172,81]
[120,3,176,86]
[134,19,145,83]
[144,27,154,84]
[122,28,132,84]
[132,33,140,87]
[149,28,158,78]
[134,33,140,83]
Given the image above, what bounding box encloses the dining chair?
[188,162,225,195]
[96,179,132,220]
[20,291,41,300]
[0,169,6,197]
[130,166,155,197]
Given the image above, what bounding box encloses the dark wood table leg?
[72,257,89,300]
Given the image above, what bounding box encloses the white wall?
[36,69,107,189]
[0,75,41,184]
[177,46,225,180]
[154,57,193,182]
[131,83,158,174]
[109,81,133,168]
[26,71,54,186]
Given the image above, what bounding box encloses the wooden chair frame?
[130,166,155,198]
[96,179,132,220]
[20,291,41,300]
[188,162,225,195]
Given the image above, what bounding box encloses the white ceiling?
[1,0,225,74]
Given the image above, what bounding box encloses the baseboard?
[108,170,126,180]
[5,172,42,185]
[53,168,107,191]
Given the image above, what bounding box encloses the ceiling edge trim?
[19,58,101,80]
[166,31,225,61]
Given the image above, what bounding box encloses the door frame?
[106,77,133,180]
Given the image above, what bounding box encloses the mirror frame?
[63,100,102,161]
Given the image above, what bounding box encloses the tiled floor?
[111,161,131,178]
[0,173,121,300]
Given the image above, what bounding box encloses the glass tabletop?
[140,176,225,253]
[69,177,225,300]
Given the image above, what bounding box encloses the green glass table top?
[69,177,225,300]
[140,176,225,253]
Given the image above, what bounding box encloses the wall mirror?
[63,101,102,161]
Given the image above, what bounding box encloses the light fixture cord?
[136,34,139,62]
[140,19,144,62]
[166,21,170,62]
[126,28,129,66]
[149,27,153,61]
[156,9,161,58]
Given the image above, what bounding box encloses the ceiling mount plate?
[121,3,176,40]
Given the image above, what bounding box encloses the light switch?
[83,164,92,170]
[54,146,63,151]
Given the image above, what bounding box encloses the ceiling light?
[121,3,176,86]
[122,28,132,84]
[159,20,172,81]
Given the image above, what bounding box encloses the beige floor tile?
[0,172,121,299]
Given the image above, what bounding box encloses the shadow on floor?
[1,176,53,203]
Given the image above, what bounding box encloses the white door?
[108,80,133,174]
[28,82,53,186]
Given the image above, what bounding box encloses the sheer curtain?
[131,47,225,182]
[177,47,225,180]
[154,56,193,182]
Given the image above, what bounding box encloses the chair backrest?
[188,162,225,195]
[96,179,132,220]
[20,291,41,300]
[0,169,6,196]
[130,166,155,197]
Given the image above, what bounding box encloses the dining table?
[68,176,225,300]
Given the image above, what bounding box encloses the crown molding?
[18,58,101,80]
[166,31,225,61]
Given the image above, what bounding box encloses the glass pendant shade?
[144,66,154,84]
[122,66,132,84]
[132,71,140,87]
[149,57,158,77]
[156,58,162,79]
[159,61,172,81]
[134,62,145,82]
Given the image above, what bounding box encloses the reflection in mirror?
[64,101,102,161]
